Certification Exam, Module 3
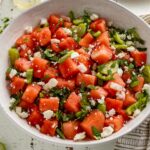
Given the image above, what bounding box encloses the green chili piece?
[92,31,101,38]
[58,50,74,63]
[96,72,113,81]
[142,65,150,83]
[73,18,84,25]
[77,23,87,37]
[26,69,33,84]
[114,32,124,44]
[112,44,128,50]
[9,48,19,66]
[0,142,6,150]
[97,103,106,114]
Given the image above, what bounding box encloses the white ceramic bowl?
[0,0,150,147]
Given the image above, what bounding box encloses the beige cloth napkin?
[115,15,150,150]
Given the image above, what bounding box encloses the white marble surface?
[0,0,150,150]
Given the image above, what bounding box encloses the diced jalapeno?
[92,31,101,38]
[9,48,19,66]
[77,23,87,37]
[97,103,106,114]
[112,44,128,50]
[73,18,84,25]
[26,69,33,84]
[142,65,150,83]
[114,32,124,44]
[58,50,74,63]
[96,72,113,81]
[0,142,6,150]
[126,93,148,115]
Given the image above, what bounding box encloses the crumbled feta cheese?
[71,52,79,59]
[119,34,126,40]
[77,63,87,73]
[90,13,99,21]
[139,66,145,72]
[133,109,141,117]
[86,106,91,111]
[43,78,58,91]
[90,99,96,106]
[51,38,60,44]
[129,58,134,62]
[25,26,33,33]
[97,96,105,104]
[117,68,123,76]
[73,132,86,141]
[35,124,41,130]
[143,84,150,96]
[43,110,54,120]
[88,44,94,55]
[127,46,135,52]
[126,41,133,46]
[20,72,26,77]
[124,66,128,72]
[34,52,41,58]
[91,71,96,76]
[116,91,125,100]
[20,44,27,50]
[101,126,114,138]
[126,79,131,84]
[62,28,72,36]
[37,82,45,86]
[108,109,116,117]
[127,35,132,40]
[9,69,17,78]
[78,93,82,98]
[40,18,48,25]
[10,98,16,105]
[117,52,126,59]
[111,45,116,50]
[16,107,29,119]
[110,82,125,91]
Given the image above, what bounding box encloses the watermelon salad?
[6,11,150,141]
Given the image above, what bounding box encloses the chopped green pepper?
[0,142,6,150]
[97,103,106,114]
[73,18,84,25]
[26,69,33,84]
[9,48,19,66]
[126,92,148,115]
[112,44,128,50]
[58,50,74,63]
[96,72,113,81]
[92,31,101,38]
[114,32,124,44]
[142,65,150,83]
[77,23,87,37]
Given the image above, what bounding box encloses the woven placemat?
[115,15,150,150]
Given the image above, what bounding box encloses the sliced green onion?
[9,48,19,66]
[26,69,33,84]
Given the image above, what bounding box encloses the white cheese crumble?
[143,84,150,96]
[117,68,123,76]
[110,45,116,50]
[51,38,60,44]
[77,63,87,73]
[97,96,105,104]
[35,124,41,130]
[101,126,114,138]
[116,52,126,59]
[43,78,58,91]
[139,66,145,72]
[20,44,27,50]
[15,107,29,119]
[62,28,72,36]
[119,34,126,40]
[133,109,141,117]
[37,82,45,86]
[127,46,135,52]
[127,35,132,40]
[10,98,16,105]
[116,91,125,100]
[73,132,86,141]
[129,58,134,62]
[108,109,116,117]
[110,82,125,91]
[43,110,54,120]
[71,52,79,59]
[126,79,131,84]
[40,18,48,25]
[91,71,96,76]
[34,52,41,58]
[126,41,133,46]
[20,72,26,77]
[90,13,99,21]
[9,69,17,78]
[25,26,33,33]
[90,99,96,106]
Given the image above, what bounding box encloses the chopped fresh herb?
[56,18,64,29]
[75,109,88,120]
[128,63,135,69]
[92,126,101,140]
[130,74,139,88]
[68,10,75,21]
[56,128,65,139]
[97,103,106,114]
[62,113,74,122]
[87,85,97,90]
[137,47,147,51]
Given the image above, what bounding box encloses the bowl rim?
[0,0,150,147]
